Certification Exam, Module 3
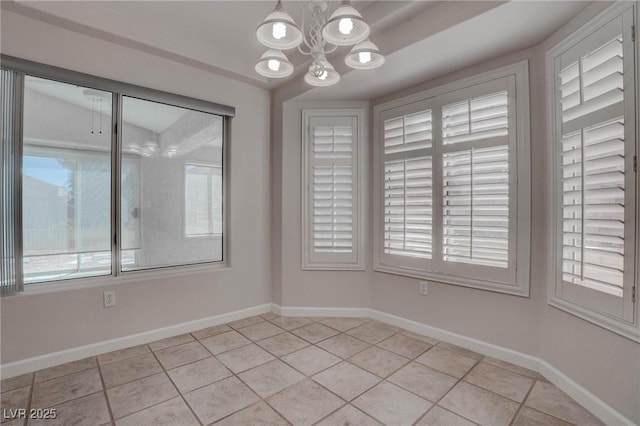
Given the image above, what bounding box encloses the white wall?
[0,10,272,363]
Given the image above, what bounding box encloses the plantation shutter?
[303,111,362,269]
[553,10,636,321]
[381,102,434,270]
[441,89,511,271]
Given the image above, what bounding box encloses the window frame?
[0,54,234,293]
[373,61,531,296]
[545,2,640,342]
[302,108,365,270]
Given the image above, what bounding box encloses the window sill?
[374,263,529,297]
[13,262,230,297]
[548,296,640,344]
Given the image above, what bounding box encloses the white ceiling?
[4,0,591,101]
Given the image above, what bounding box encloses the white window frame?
[302,109,365,270]
[546,2,640,342]
[373,61,531,296]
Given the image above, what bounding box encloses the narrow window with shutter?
[303,110,364,270]
[374,63,530,296]
[548,5,637,329]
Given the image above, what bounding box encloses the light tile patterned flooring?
[1,314,604,426]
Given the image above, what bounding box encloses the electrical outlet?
[103,290,116,308]
[419,281,428,296]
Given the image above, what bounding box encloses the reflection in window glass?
[121,97,223,271]
[22,76,112,283]
[185,164,222,237]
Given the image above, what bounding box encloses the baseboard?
[0,303,272,379]
[275,305,369,317]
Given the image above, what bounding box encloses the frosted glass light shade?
[345,39,385,69]
[304,58,340,87]
[322,2,369,46]
[255,49,294,78]
[256,1,303,50]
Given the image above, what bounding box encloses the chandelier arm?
[298,44,312,56]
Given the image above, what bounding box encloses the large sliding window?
[374,62,530,296]
[0,56,233,292]
[546,3,638,341]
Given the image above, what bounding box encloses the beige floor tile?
[35,357,97,383]
[184,376,259,424]
[267,379,344,426]
[513,406,573,426]
[0,386,30,416]
[2,419,27,426]
[237,322,285,341]
[377,334,433,359]
[415,406,476,426]
[350,347,409,378]
[291,323,340,343]
[346,323,397,344]
[257,332,309,357]
[107,373,178,419]
[148,334,194,351]
[319,317,365,332]
[167,357,232,393]
[400,330,439,346]
[317,334,369,359]
[98,345,150,365]
[29,391,110,426]
[192,324,232,340]
[216,343,275,373]
[414,346,478,378]
[352,381,432,426]
[214,401,288,425]
[32,369,103,408]
[115,396,199,426]
[525,381,604,425]
[270,316,313,331]
[388,362,457,402]
[0,373,32,393]
[238,359,304,398]
[281,346,341,376]
[312,361,379,401]
[154,341,210,370]
[228,316,264,329]
[101,353,163,389]
[439,381,519,426]
[316,404,382,426]
[465,362,534,403]
[436,342,483,360]
[260,312,281,321]
[199,330,251,355]
[482,357,538,379]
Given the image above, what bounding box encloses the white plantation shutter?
[550,8,636,322]
[375,65,529,296]
[303,110,363,269]
[442,145,509,268]
[380,100,434,271]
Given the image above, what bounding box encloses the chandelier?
[254,0,385,87]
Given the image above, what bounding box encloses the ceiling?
[3,0,591,101]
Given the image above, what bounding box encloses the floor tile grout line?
[22,369,35,426]
[511,381,581,426]
[96,354,118,425]
[509,377,537,426]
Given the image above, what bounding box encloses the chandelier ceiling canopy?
[254,0,384,87]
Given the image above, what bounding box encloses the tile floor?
[0,314,604,426]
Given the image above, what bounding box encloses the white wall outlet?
[103,290,116,308]
[419,281,428,295]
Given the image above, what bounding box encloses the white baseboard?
[1,302,632,425]
[0,303,272,379]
